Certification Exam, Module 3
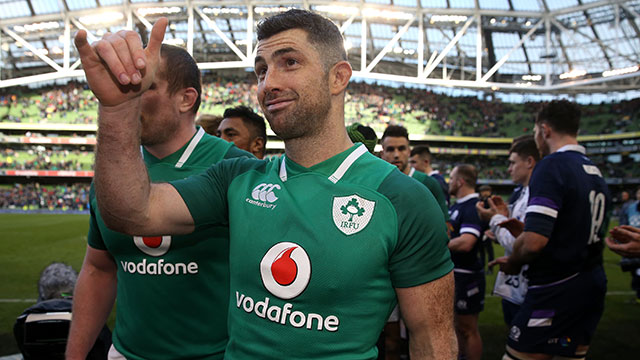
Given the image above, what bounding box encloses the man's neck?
[549,135,579,154]
[144,123,197,160]
[455,187,475,199]
[284,131,353,168]
[402,166,411,175]
[282,107,353,168]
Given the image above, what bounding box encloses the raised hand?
[74,18,168,106]
[488,195,508,217]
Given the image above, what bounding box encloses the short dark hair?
[509,134,540,162]
[536,100,581,136]
[455,164,477,187]
[223,105,267,144]
[381,125,409,142]
[411,145,433,160]
[256,9,347,72]
[158,44,202,114]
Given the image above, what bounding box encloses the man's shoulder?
[378,168,435,207]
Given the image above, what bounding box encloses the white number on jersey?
[588,190,606,245]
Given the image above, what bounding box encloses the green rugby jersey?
[172,143,453,359]
[408,167,450,221]
[88,128,251,360]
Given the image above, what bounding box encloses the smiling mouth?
[265,98,294,112]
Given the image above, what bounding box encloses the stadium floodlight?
[254,6,295,15]
[137,7,182,17]
[430,15,468,24]
[559,69,587,80]
[202,7,243,16]
[362,8,413,20]
[522,74,542,81]
[315,5,359,16]
[79,12,124,26]
[602,65,639,78]
[13,22,60,33]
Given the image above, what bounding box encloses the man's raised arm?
[75,18,193,235]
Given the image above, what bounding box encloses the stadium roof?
[0,0,639,94]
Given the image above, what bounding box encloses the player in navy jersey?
[447,164,488,360]
[493,100,610,360]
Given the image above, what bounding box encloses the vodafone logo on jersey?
[133,235,171,257]
[260,242,311,300]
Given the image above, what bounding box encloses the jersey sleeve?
[170,157,264,228]
[87,184,107,250]
[459,201,484,239]
[524,158,562,238]
[380,171,453,288]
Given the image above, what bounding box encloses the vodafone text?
[120,259,198,275]
[236,291,339,331]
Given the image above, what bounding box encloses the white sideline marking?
[0,299,37,303]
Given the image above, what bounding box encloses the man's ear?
[250,137,265,159]
[178,87,199,113]
[329,61,352,96]
[525,156,536,170]
[541,122,552,139]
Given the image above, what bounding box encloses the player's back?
[525,146,610,285]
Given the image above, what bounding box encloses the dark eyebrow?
[255,47,299,67]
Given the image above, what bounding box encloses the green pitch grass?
[1,213,639,357]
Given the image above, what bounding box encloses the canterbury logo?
[251,183,281,203]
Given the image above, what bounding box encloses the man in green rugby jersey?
[74,10,456,359]
[66,45,250,360]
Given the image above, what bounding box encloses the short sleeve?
[459,201,485,239]
[87,185,106,250]
[524,158,562,238]
[170,161,232,228]
[381,171,453,288]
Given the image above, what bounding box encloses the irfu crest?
[332,195,375,235]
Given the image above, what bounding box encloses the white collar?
[408,167,416,177]
[556,144,585,154]
[279,144,368,183]
[456,193,479,203]
[140,127,205,168]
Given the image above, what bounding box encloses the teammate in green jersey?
[66,45,250,360]
[380,125,450,221]
[379,124,450,359]
[75,9,456,359]
[218,105,268,159]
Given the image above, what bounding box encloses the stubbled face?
[254,29,331,141]
[381,137,411,173]
[217,117,252,152]
[140,60,181,146]
[409,154,428,173]
[448,168,462,196]
[534,123,550,158]
[508,152,531,185]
